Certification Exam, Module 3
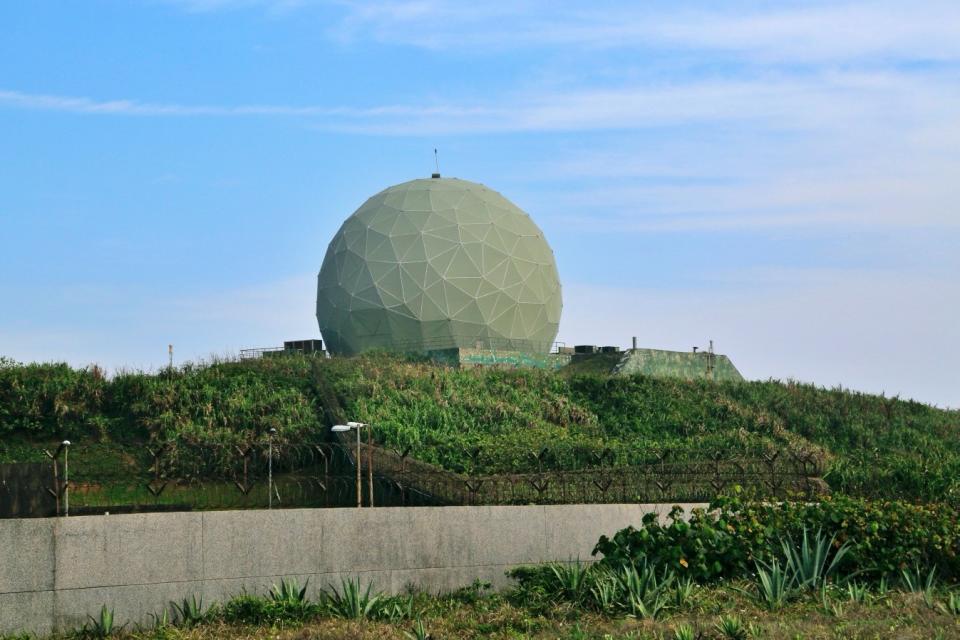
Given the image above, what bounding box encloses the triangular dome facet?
[316,177,562,355]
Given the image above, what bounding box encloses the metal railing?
[0,439,826,519]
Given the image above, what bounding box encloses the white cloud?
[326,1,960,62]
[5,66,957,232]
[6,69,956,135]
[151,1,960,64]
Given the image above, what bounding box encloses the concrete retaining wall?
[0,503,702,635]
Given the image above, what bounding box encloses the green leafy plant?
[781,527,850,591]
[875,576,891,598]
[269,577,309,605]
[587,570,621,614]
[549,559,591,603]
[781,528,852,591]
[220,592,316,625]
[672,575,696,608]
[715,614,747,640]
[323,577,382,620]
[939,591,960,616]
[900,565,938,607]
[447,579,491,605]
[749,557,796,610]
[820,585,844,618]
[170,594,205,627]
[378,594,417,622]
[672,623,695,640]
[617,563,673,619]
[595,496,960,584]
[846,581,870,603]
[403,617,431,640]
[82,605,119,639]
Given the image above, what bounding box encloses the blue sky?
[1,1,958,407]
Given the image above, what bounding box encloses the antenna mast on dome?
[432,148,441,178]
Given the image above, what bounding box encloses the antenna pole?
[434,149,440,174]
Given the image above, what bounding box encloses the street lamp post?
[331,422,370,508]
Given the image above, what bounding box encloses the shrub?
[508,561,674,618]
[220,592,316,625]
[592,495,960,583]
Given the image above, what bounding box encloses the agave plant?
[379,594,416,622]
[781,527,852,590]
[616,562,673,619]
[586,568,621,613]
[269,577,310,605]
[672,575,696,609]
[940,591,960,616]
[715,614,747,640]
[846,581,870,603]
[820,584,845,618]
[170,594,205,627]
[549,558,591,603]
[84,605,119,639]
[900,565,938,608]
[403,617,431,640]
[750,557,797,610]
[673,622,696,640]
[324,577,382,619]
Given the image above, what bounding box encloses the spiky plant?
[170,594,204,627]
[549,558,590,603]
[324,577,382,620]
[715,614,747,640]
[269,577,309,605]
[673,622,696,640]
[84,605,118,639]
[781,528,852,590]
[750,557,797,610]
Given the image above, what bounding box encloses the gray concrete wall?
[0,503,704,636]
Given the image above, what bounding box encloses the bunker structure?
[316,176,562,356]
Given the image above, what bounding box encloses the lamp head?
[331,424,351,432]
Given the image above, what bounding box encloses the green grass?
[7,578,960,640]
[2,353,958,502]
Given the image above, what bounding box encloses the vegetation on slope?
[0,354,957,502]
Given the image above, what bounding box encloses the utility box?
[574,345,598,354]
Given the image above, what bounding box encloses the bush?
[220,593,316,624]
[1,352,958,504]
[592,495,960,583]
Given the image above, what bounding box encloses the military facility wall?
[615,349,744,382]
[0,503,703,635]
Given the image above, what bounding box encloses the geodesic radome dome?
[316,176,562,356]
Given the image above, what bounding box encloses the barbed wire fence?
[0,438,826,519]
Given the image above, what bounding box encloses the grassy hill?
[0,354,957,503]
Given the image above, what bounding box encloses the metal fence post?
[268,429,276,509]
[62,440,71,517]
